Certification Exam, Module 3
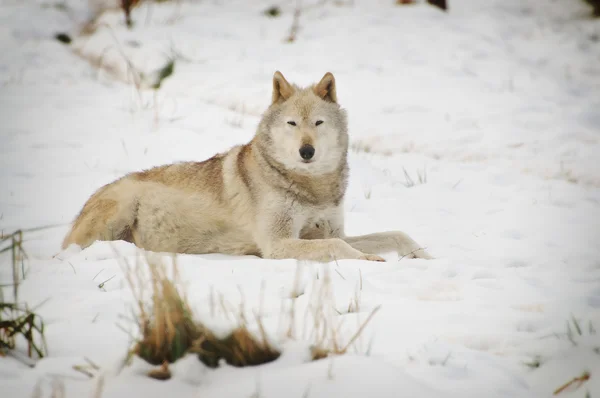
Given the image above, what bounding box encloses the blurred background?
[3,1,600,231]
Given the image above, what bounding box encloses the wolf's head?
[255,71,349,175]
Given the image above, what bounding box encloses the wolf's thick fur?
[62,72,432,262]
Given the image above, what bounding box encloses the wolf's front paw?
[360,253,386,262]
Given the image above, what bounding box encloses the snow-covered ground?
[1,0,600,397]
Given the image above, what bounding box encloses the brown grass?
[125,256,198,365]
[1,230,47,362]
[192,324,280,368]
[294,267,381,361]
[122,253,280,379]
[0,302,48,360]
[1,229,27,302]
[121,253,380,379]
[553,371,590,395]
[310,304,381,361]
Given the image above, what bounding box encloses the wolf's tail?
[62,180,139,250]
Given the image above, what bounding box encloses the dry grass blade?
[72,356,101,378]
[306,267,382,361]
[402,167,427,188]
[286,1,302,43]
[1,230,28,301]
[72,365,94,378]
[1,229,47,362]
[310,307,379,361]
[93,375,105,398]
[0,303,48,360]
[341,305,381,353]
[50,377,66,398]
[553,371,591,395]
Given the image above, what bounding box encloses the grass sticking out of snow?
[0,302,48,360]
[402,166,427,188]
[0,230,47,362]
[565,315,597,346]
[122,253,280,379]
[0,230,27,301]
[553,370,591,396]
[310,304,380,361]
[299,268,380,361]
[124,254,199,367]
[121,253,382,379]
[193,323,280,369]
[523,316,598,396]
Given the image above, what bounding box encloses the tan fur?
[62,71,432,262]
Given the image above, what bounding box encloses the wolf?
[62,71,432,262]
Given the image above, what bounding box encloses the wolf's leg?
[265,238,385,263]
[341,231,432,259]
[258,202,384,262]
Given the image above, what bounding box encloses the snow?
[1,0,600,397]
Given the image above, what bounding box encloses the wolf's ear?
[313,72,337,103]
[272,71,295,104]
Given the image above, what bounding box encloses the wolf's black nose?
[299,144,315,160]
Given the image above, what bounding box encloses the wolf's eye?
[287,121,296,126]
[315,120,324,126]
